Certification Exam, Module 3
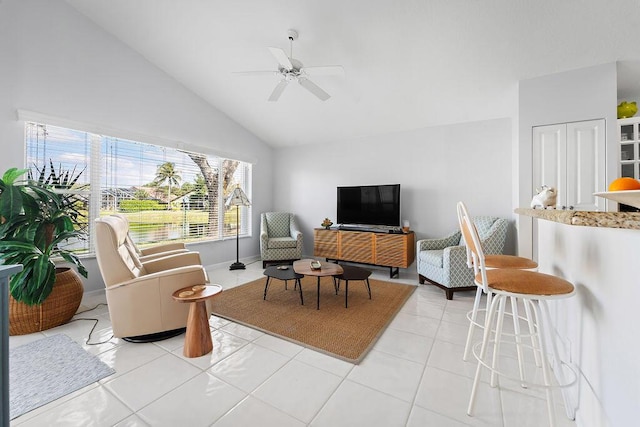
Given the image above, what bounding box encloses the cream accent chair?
[112,213,189,262]
[95,216,212,341]
[260,212,303,268]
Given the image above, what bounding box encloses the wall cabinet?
[313,229,415,278]
[619,117,640,179]
[532,119,606,211]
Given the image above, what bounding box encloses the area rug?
[210,276,415,363]
[9,333,115,420]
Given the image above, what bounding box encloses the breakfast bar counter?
[516,207,639,427]
[515,207,640,229]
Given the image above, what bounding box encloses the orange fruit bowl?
[608,177,640,191]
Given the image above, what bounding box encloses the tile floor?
[9,261,577,427]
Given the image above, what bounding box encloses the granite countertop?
[515,208,640,230]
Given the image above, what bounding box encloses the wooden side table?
[172,284,222,358]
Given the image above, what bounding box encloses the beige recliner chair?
[112,213,190,262]
[95,216,212,341]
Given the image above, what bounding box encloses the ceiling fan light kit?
[235,29,343,102]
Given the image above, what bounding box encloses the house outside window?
[25,122,252,255]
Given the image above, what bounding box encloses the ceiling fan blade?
[232,70,278,77]
[301,65,344,76]
[298,78,330,101]
[268,80,288,102]
[268,47,293,71]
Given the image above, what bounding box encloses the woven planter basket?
[9,267,84,336]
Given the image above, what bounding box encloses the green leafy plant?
[0,167,88,305]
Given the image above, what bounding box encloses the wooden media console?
[313,228,415,278]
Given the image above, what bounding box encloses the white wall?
[0,0,273,292]
[518,63,618,258]
[272,118,515,265]
[537,220,638,427]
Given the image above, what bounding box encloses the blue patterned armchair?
[417,216,508,300]
[260,212,303,268]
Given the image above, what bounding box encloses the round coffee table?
[172,284,222,358]
[293,259,343,310]
[263,266,305,305]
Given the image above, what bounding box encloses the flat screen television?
[337,184,401,227]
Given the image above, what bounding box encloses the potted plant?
[0,166,88,335]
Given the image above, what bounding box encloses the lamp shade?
[226,187,251,207]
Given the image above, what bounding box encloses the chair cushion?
[419,249,444,268]
[268,237,297,249]
[477,269,574,296]
[265,212,291,238]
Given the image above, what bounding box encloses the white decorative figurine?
[530,185,557,209]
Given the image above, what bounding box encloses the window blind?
[24,122,251,254]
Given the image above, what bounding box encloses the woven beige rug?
[209,275,415,363]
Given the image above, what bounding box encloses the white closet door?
[566,119,606,211]
[533,124,566,208]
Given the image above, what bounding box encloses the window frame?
[22,118,253,256]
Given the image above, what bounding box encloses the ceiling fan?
[234,30,344,102]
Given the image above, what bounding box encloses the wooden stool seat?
[484,254,538,270]
[477,269,574,296]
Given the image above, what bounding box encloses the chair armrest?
[142,252,203,273]
[111,265,207,290]
[140,242,187,256]
[417,230,461,251]
[138,249,189,262]
[442,245,469,269]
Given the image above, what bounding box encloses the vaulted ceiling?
[66,0,640,147]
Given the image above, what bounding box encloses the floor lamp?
[226,186,251,270]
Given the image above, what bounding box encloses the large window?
[25,122,252,254]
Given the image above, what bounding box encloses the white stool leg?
[541,300,576,421]
[510,296,527,388]
[531,300,557,427]
[463,286,484,361]
[490,295,507,388]
[468,294,502,416]
[524,298,542,367]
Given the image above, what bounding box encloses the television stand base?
[313,228,415,278]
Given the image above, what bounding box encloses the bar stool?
[459,205,576,427]
[457,202,539,362]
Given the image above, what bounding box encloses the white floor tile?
[208,343,289,392]
[501,388,576,427]
[348,350,424,402]
[414,367,504,426]
[427,339,477,379]
[388,311,440,337]
[103,353,200,412]
[373,327,433,363]
[219,322,265,341]
[253,359,343,423]
[137,372,246,426]
[406,405,471,427]
[212,396,305,427]
[14,387,132,427]
[254,333,304,357]
[310,380,411,427]
[436,320,473,346]
[97,342,167,381]
[174,329,250,369]
[113,414,150,426]
[294,348,354,377]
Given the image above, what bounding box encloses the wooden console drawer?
[339,231,374,264]
[314,229,338,259]
[375,233,415,268]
